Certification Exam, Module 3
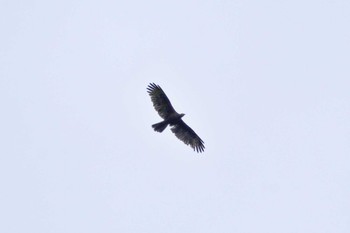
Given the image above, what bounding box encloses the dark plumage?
[147,83,205,153]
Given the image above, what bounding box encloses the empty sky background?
[1,0,349,232]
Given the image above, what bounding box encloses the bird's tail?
[152,121,168,132]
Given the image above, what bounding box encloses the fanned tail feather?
[152,121,168,132]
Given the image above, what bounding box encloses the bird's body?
[152,112,184,132]
[147,83,205,153]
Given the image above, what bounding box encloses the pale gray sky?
[1,0,349,232]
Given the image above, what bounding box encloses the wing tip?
[193,142,205,153]
[147,83,162,94]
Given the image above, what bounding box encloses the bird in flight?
[147,83,205,153]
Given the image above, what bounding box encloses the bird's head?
[180,113,185,118]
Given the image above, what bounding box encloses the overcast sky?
[1,0,349,232]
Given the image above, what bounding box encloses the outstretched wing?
[171,120,205,153]
[147,83,177,119]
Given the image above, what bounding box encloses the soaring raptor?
[147,83,205,153]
